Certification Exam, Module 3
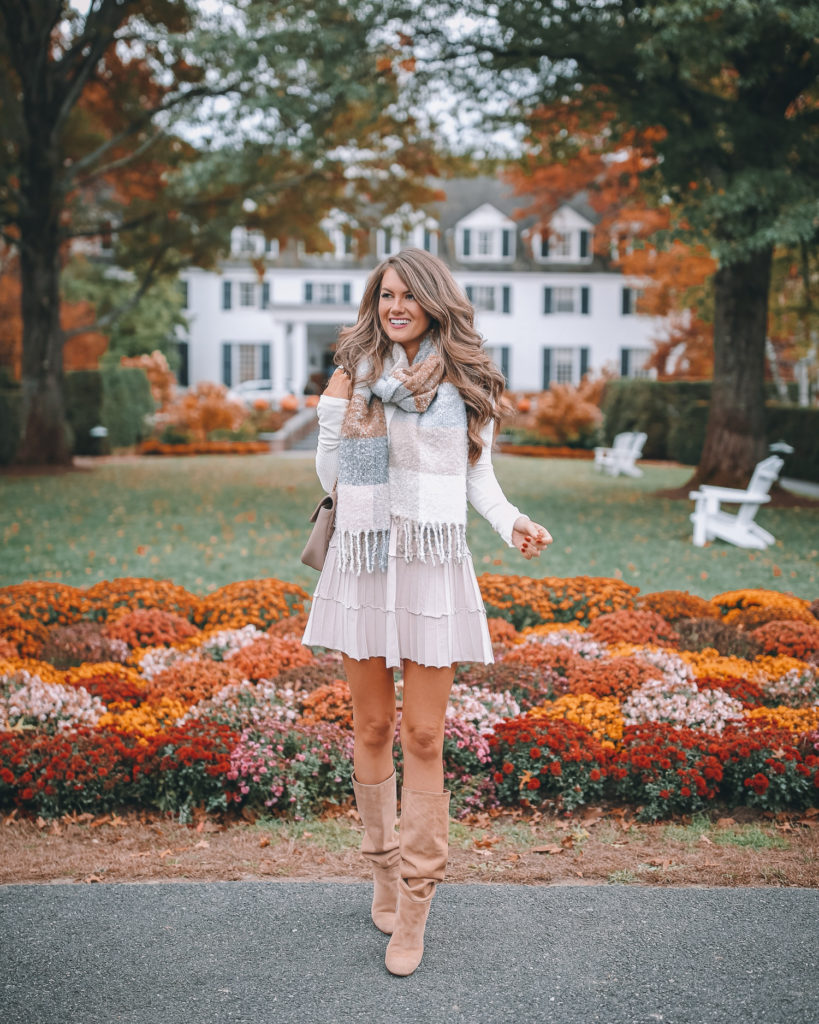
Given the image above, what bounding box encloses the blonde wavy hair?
[334,248,507,464]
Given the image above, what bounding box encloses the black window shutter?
[502,229,512,257]
[222,343,232,387]
[423,229,432,251]
[465,285,474,303]
[581,286,590,315]
[620,349,630,377]
[304,282,313,303]
[540,235,550,259]
[580,347,590,379]
[384,228,392,253]
[176,341,189,387]
[261,344,271,380]
[179,280,188,309]
[261,281,270,309]
[462,228,471,257]
[342,283,351,304]
[542,348,552,388]
[501,346,510,384]
[501,286,511,314]
[344,232,353,255]
[621,287,632,315]
[543,287,553,314]
[579,230,590,259]
[222,280,232,310]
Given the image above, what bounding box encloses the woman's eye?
[405,293,414,301]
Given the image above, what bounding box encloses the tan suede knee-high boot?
[352,771,400,934]
[385,787,450,977]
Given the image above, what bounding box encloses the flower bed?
[138,439,270,456]
[0,576,817,822]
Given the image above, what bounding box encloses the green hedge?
[0,367,153,462]
[601,380,819,480]
[66,366,154,454]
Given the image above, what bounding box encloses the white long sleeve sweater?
[315,394,521,547]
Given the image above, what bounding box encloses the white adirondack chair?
[689,455,784,549]
[594,431,647,477]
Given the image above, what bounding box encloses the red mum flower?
[527,778,541,790]
[549,761,562,776]
[502,762,514,774]
[530,747,542,759]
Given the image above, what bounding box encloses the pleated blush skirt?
[302,524,494,669]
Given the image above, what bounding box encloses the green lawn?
[1,453,817,599]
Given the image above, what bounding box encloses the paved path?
[1,883,817,1024]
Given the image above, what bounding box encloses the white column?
[289,321,308,396]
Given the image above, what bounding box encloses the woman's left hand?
[511,516,553,560]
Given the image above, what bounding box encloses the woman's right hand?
[323,367,352,399]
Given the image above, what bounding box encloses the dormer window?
[456,203,516,263]
[377,209,439,258]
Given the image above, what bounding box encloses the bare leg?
[343,654,396,785]
[400,660,455,793]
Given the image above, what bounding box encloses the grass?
[662,814,789,851]
[1,452,817,597]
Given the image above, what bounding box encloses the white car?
[227,379,290,407]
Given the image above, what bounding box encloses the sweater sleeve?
[466,419,521,547]
[314,395,348,493]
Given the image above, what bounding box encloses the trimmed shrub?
[600,379,819,478]
[65,366,154,454]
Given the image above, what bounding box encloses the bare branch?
[62,81,235,185]
[72,128,165,189]
[62,244,170,340]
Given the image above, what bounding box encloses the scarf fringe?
[337,520,468,575]
[337,529,391,575]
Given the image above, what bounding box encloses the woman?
[302,248,551,976]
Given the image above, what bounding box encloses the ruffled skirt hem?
[302,529,493,670]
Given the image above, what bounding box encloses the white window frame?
[626,348,653,379]
[239,282,256,307]
[553,287,576,314]
[237,343,263,383]
[553,347,575,385]
[471,285,497,312]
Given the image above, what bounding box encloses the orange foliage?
[157,382,248,442]
[506,100,716,381]
[228,636,314,682]
[637,590,719,622]
[120,351,176,408]
[299,680,353,727]
[530,377,605,446]
[478,574,638,628]
[0,254,107,378]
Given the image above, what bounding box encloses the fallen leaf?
[506,853,520,862]
[648,858,673,868]
[90,816,110,828]
[473,835,500,849]
[716,817,736,828]
[698,834,714,845]
[158,848,173,859]
[259,837,270,848]
[83,874,103,883]
[532,844,563,855]
[36,817,48,830]
[192,840,210,850]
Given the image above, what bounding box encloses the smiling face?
[378,266,432,359]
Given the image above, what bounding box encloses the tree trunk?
[13,80,72,466]
[687,247,773,490]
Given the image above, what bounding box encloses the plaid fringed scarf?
[336,336,469,574]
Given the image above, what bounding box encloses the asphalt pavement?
[2,882,817,1024]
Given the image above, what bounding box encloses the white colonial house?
[178,177,660,395]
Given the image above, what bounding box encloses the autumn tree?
[417,0,819,486]
[0,0,448,465]
[504,101,717,381]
